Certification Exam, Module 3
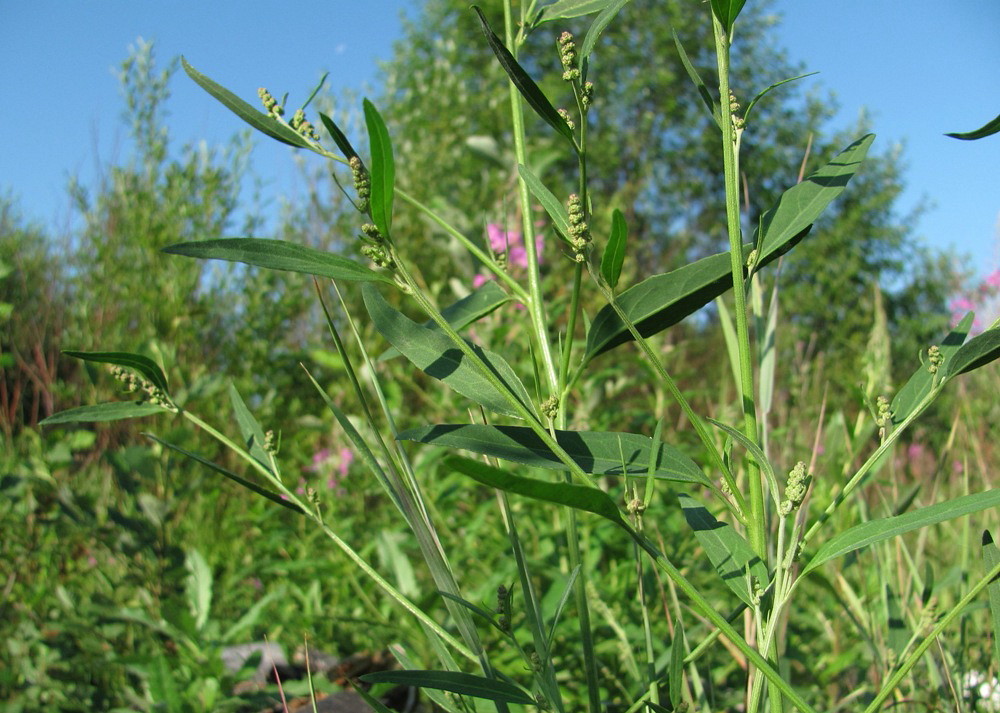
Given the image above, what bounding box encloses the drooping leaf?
[145,434,304,514]
[982,531,1000,666]
[710,0,747,32]
[584,135,874,361]
[361,670,534,705]
[63,350,169,394]
[181,58,311,149]
[518,164,570,238]
[802,489,1000,576]
[318,111,361,160]
[946,112,1000,140]
[363,99,395,237]
[678,494,767,606]
[890,313,973,425]
[579,0,632,68]
[535,0,611,24]
[398,423,709,485]
[600,209,627,289]
[228,383,272,473]
[473,6,576,144]
[944,324,1000,377]
[363,284,534,418]
[163,238,394,284]
[445,455,627,529]
[40,401,168,425]
[380,281,512,361]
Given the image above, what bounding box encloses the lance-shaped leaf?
[679,494,767,606]
[473,6,575,144]
[446,455,627,529]
[579,0,631,67]
[380,281,511,361]
[181,58,311,149]
[983,531,1000,667]
[361,670,534,705]
[318,111,361,160]
[711,0,747,33]
[946,112,1000,140]
[228,383,272,474]
[363,99,395,237]
[163,238,394,285]
[584,135,873,361]
[944,324,1000,377]
[802,489,1000,577]
[363,284,534,418]
[518,164,570,238]
[890,313,973,425]
[672,29,719,125]
[40,401,168,425]
[63,350,169,394]
[535,0,611,24]
[600,209,627,289]
[398,423,709,485]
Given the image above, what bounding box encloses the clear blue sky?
[2,0,998,281]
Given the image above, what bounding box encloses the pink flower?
[986,269,1000,289]
[950,297,975,312]
[907,442,925,460]
[472,273,491,288]
[338,447,354,477]
[487,223,512,252]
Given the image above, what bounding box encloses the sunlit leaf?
[361,670,535,705]
[364,99,395,237]
[945,324,1000,377]
[163,238,394,284]
[518,164,570,238]
[711,0,746,33]
[600,209,627,289]
[946,112,1000,140]
[40,401,168,425]
[672,29,719,124]
[318,111,361,160]
[579,0,632,68]
[535,0,611,24]
[228,383,272,473]
[63,350,169,394]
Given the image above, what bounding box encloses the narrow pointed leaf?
[672,29,719,124]
[743,72,818,125]
[890,313,973,424]
[600,209,627,288]
[363,284,534,418]
[473,6,575,144]
[63,350,169,394]
[518,164,570,237]
[946,112,1000,140]
[363,99,395,236]
[445,455,627,529]
[398,423,708,485]
[584,135,873,361]
[802,489,1000,576]
[706,418,779,497]
[181,58,311,149]
[145,434,304,514]
[711,0,746,32]
[228,383,272,473]
[536,0,611,24]
[982,531,1000,667]
[679,494,767,606]
[163,238,394,284]
[944,324,1000,377]
[668,617,685,708]
[318,111,361,160]
[579,0,632,67]
[361,670,534,705]
[546,565,580,649]
[380,281,511,360]
[40,401,167,425]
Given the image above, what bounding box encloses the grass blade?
[361,670,534,706]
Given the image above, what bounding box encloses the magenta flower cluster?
[950,267,1000,333]
[472,223,544,289]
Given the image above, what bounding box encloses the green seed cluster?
[927,345,944,374]
[558,32,579,81]
[257,87,284,117]
[541,395,559,420]
[876,395,891,427]
[557,108,575,131]
[581,81,595,109]
[110,365,170,408]
[290,108,319,141]
[263,429,278,456]
[566,193,591,261]
[496,584,511,633]
[349,156,370,212]
[360,223,394,269]
[779,461,808,517]
[729,90,745,131]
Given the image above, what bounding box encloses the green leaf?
[40,401,168,425]
[579,0,632,68]
[398,423,709,485]
[163,238,394,284]
[181,57,311,149]
[600,209,627,288]
[228,383,272,473]
[802,489,1000,576]
[145,434,304,514]
[743,72,819,125]
[184,549,212,632]
[518,164,570,238]
[63,350,169,394]
[445,455,627,529]
[946,112,1000,140]
[706,418,779,498]
[678,494,767,606]
[362,284,534,418]
[945,324,1000,377]
[380,281,512,361]
[361,670,534,705]
[890,313,973,425]
[363,99,395,237]
[535,0,611,24]
[672,29,719,125]
[584,135,873,361]
[668,617,685,708]
[710,0,746,32]
[318,111,361,159]
[472,6,576,144]
[982,530,1000,667]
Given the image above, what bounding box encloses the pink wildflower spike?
[509,245,528,268]
[487,223,508,252]
[950,297,975,312]
[473,273,491,288]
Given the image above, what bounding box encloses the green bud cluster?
[263,429,278,456]
[876,395,891,427]
[110,365,171,408]
[581,81,595,109]
[541,395,559,420]
[290,108,319,141]
[566,193,591,261]
[360,223,394,269]
[558,32,579,81]
[927,345,944,374]
[349,156,370,212]
[496,584,511,633]
[557,108,575,131]
[779,461,809,517]
[729,90,745,131]
[257,87,284,117]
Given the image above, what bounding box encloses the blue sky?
[2,0,998,282]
